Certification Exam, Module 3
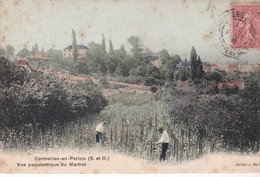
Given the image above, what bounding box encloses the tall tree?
[106,56,120,75]
[87,42,104,72]
[159,49,170,64]
[128,36,142,59]
[101,34,106,55]
[41,47,45,53]
[6,45,15,58]
[196,56,204,79]
[114,44,126,60]
[160,53,181,81]
[72,29,78,61]
[190,46,198,80]
[31,43,39,56]
[189,47,204,81]
[109,38,114,55]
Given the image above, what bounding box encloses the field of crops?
[1,91,224,163]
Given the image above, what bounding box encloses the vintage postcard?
[0,0,260,175]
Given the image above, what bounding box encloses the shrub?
[0,57,29,86]
[0,57,108,129]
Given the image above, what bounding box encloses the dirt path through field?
[0,149,259,174]
[43,70,151,96]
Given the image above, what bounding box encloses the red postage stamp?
[231,3,260,49]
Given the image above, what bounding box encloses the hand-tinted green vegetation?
[1,35,260,162]
[0,57,108,129]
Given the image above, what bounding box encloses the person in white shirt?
[156,127,170,162]
[95,121,106,145]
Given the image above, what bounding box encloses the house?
[204,63,220,72]
[35,52,47,59]
[17,58,29,66]
[63,44,88,60]
[228,64,239,72]
[211,63,219,71]
[239,65,254,73]
[202,62,260,73]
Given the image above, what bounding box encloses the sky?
[1,0,260,63]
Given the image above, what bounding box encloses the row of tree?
[1,29,238,94]
[0,43,63,60]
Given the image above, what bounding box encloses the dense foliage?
[0,57,108,129]
[169,93,259,155]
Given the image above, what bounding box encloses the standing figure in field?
[95,121,106,147]
[156,127,170,162]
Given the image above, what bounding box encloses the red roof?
[17,58,29,65]
[35,52,47,58]
[211,64,218,68]
[218,80,244,90]
[228,64,238,68]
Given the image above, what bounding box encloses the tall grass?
[1,118,98,153]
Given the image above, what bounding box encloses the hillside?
[42,69,151,96]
